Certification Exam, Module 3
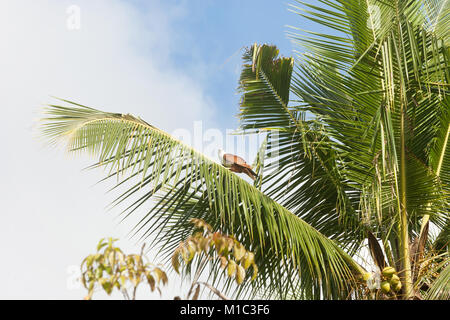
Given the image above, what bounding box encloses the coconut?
[390,274,400,286]
[382,266,396,278]
[393,281,402,292]
[380,280,391,293]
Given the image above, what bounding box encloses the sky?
[0,0,320,299]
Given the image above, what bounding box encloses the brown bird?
[218,149,257,180]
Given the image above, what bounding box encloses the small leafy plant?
[80,238,167,300]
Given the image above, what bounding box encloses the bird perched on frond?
[218,149,257,180]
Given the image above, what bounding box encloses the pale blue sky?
[0,0,323,299]
[123,0,318,130]
[161,0,299,129]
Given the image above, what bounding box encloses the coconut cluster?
[380,266,402,293]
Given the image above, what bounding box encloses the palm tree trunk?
[400,104,412,299]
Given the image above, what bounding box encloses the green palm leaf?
[40,99,365,299]
[238,44,295,132]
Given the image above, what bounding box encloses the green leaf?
[233,243,246,262]
[97,238,107,252]
[227,260,237,277]
[243,252,255,270]
[171,250,181,274]
[236,265,246,285]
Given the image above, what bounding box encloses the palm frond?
[423,260,450,300]
[238,44,295,132]
[40,99,365,299]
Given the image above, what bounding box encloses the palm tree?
[40,0,449,299]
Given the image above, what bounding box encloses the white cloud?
[0,0,215,299]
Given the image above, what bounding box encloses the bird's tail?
[243,167,258,181]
